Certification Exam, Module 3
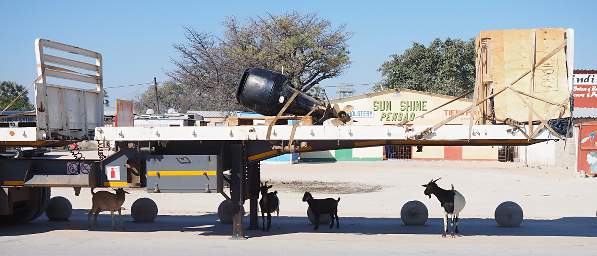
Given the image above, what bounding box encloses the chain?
[97,140,106,161]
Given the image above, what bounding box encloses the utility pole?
[153,77,160,114]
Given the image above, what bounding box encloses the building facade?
[300,89,499,162]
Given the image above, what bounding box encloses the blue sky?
[0,0,595,111]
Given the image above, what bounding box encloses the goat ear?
[422,184,427,187]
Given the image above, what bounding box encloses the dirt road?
[2,160,597,255]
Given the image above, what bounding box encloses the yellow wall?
[412,146,445,160]
[335,89,474,126]
[462,146,498,160]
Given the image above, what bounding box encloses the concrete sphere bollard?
[495,201,523,227]
[45,196,72,221]
[131,198,158,222]
[307,207,331,225]
[401,200,428,226]
[218,199,245,224]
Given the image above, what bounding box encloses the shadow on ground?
[1,209,596,238]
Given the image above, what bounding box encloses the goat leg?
[454,215,460,236]
[267,213,272,231]
[93,209,100,227]
[314,214,320,230]
[261,212,266,231]
[329,213,334,229]
[450,214,456,238]
[111,211,115,230]
[335,212,340,229]
[87,208,93,229]
[119,208,125,231]
[442,213,448,238]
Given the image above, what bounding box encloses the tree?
[135,80,197,113]
[136,12,351,112]
[0,81,34,111]
[377,38,475,97]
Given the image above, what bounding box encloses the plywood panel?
[475,28,571,124]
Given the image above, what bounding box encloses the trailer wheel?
[0,187,50,225]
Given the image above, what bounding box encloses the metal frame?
[36,38,104,140]
[95,124,554,144]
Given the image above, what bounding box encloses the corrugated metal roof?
[574,70,597,74]
[573,108,597,119]
[331,88,473,103]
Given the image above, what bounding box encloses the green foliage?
[378,38,475,96]
[137,12,351,113]
[0,81,34,111]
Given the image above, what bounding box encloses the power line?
[323,83,372,88]
[104,81,154,89]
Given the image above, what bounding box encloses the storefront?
[573,70,597,175]
[300,89,498,162]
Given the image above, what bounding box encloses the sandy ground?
[2,160,597,255]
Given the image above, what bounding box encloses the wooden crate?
[226,115,313,126]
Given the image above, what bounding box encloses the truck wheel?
[0,187,50,225]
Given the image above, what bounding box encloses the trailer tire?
[0,187,50,225]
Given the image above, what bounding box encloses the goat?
[302,191,340,230]
[422,178,466,237]
[258,181,279,231]
[88,187,129,230]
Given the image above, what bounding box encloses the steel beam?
[229,144,245,239]
[247,161,260,230]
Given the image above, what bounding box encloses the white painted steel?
[94,125,555,142]
[0,127,42,142]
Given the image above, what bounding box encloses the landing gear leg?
[230,144,246,239]
[248,162,260,230]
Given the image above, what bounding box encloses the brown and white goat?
[88,187,129,230]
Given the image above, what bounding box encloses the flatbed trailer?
[0,34,572,238]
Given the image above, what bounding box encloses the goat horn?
[432,177,441,183]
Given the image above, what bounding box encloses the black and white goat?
[302,191,340,230]
[422,178,466,237]
[259,181,280,231]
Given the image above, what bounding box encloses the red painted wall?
[578,122,597,175]
[444,146,463,160]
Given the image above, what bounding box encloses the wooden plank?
[40,39,100,59]
[528,30,536,136]
[43,54,99,71]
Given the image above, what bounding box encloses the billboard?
[572,71,597,108]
